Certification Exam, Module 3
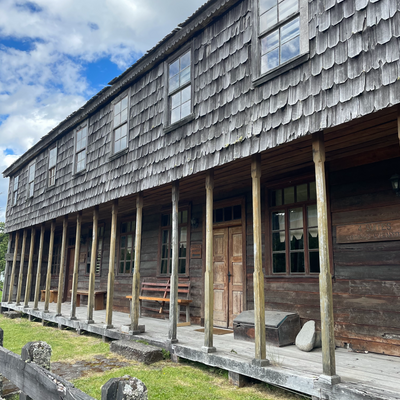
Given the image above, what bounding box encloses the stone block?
[3,311,22,319]
[21,341,52,371]
[102,376,148,400]
[228,371,247,388]
[110,340,163,365]
[295,321,316,352]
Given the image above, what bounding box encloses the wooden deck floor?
[2,301,400,400]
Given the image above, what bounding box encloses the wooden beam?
[44,220,56,312]
[312,132,340,384]
[168,181,179,343]
[7,231,19,303]
[56,216,68,316]
[251,154,268,366]
[70,212,82,320]
[130,193,143,333]
[397,105,400,147]
[203,170,216,353]
[105,200,118,329]
[33,224,45,310]
[87,207,99,323]
[23,227,36,308]
[1,234,12,302]
[15,229,27,306]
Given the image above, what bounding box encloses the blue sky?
[0,0,206,221]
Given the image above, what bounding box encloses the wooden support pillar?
[2,235,12,303]
[56,216,68,316]
[87,207,99,323]
[8,231,20,303]
[105,200,118,329]
[130,193,144,333]
[33,224,45,310]
[70,212,82,320]
[44,220,56,312]
[24,227,36,308]
[251,154,268,366]
[15,229,27,306]
[312,132,340,384]
[202,170,216,353]
[168,181,179,343]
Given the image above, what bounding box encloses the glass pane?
[233,205,241,220]
[273,253,286,273]
[215,208,223,222]
[260,6,277,33]
[290,252,305,273]
[171,106,180,124]
[114,101,121,115]
[260,0,276,14]
[309,251,320,273]
[169,74,179,93]
[279,0,298,21]
[121,96,128,111]
[86,263,90,274]
[224,207,232,222]
[284,186,295,204]
[181,210,188,224]
[180,51,191,70]
[309,182,316,200]
[171,92,180,109]
[281,34,300,64]
[178,258,186,274]
[265,29,279,52]
[162,244,169,259]
[297,184,307,202]
[272,211,285,231]
[162,229,169,244]
[120,107,127,123]
[289,208,303,228]
[182,85,191,103]
[126,249,131,262]
[181,100,191,119]
[180,226,187,242]
[308,205,318,227]
[271,189,282,206]
[273,232,285,251]
[308,229,319,249]
[179,243,187,258]
[120,262,124,273]
[290,230,304,249]
[162,214,170,227]
[169,59,179,77]
[127,234,133,249]
[180,67,191,86]
[121,223,127,234]
[161,259,168,274]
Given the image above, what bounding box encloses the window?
[119,220,136,274]
[48,146,57,186]
[269,182,319,275]
[160,210,189,275]
[86,225,104,275]
[13,175,19,206]
[112,91,129,154]
[51,235,61,275]
[214,205,242,224]
[74,124,87,173]
[167,49,192,126]
[254,0,308,80]
[28,163,35,198]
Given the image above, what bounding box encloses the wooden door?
[213,226,244,328]
[65,248,75,302]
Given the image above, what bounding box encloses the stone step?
[110,340,163,365]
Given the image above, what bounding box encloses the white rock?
[295,321,316,352]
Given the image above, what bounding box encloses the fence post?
[0,327,3,398]
[101,376,148,400]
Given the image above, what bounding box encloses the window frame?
[163,44,194,133]
[73,121,88,176]
[110,88,130,159]
[117,218,137,275]
[51,233,62,276]
[86,223,105,277]
[12,175,19,206]
[27,162,36,199]
[48,145,58,187]
[252,0,309,86]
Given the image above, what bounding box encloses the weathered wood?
[70,211,82,319]
[7,231,19,303]
[56,216,68,316]
[131,193,143,332]
[33,224,45,310]
[312,132,338,380]
[1,235,12,302]
[15,229,27,306]
[44,220,56,312]
[87,207,99,323]
[251,154,268,365]
[168,181,179,343]
[23,227,36,308]
[203,170,215,352]
[105,200,118,328]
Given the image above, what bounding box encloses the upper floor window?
[112,91,129,155]
[167,49,192,126]
[13,175,19,206]
[119,220,136,274]
[75,124,87,173]
[48,146,57,186]
[28,163,35,198]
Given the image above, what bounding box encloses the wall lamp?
[390,174,400,196]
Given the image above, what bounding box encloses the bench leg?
[186,305,190,324]
[139,300,141,318]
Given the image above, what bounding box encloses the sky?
[0,0,207,221]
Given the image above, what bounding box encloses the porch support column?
[56,216,68,316]
[105,200,118,329]
[87,207,99,324]
[251,154,269,366]
[44,220,56,312]
[70,212,82,320]
[202,170,216,353]
[1,235,12,303]
[15,229,27,306]
[24,227,36,308]
[312,132,340,384]
[8,231,20,303]
[130,193,144,334]
[168,181,179,343]
[33,224,45,310]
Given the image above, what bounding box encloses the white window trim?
[73,121,88,176]
[27,162,36,199]
[110,88,130,158]
[48,144,58,187]
[12,175,19,206]
[252,0,309,86]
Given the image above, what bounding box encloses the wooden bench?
[126,279,192,326]
[70,290,107,310]
[41,289,58,303]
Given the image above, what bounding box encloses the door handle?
[227,271,232,283]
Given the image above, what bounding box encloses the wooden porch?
[2,300,399,400]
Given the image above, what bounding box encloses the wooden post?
[87,207,99,323]
[312,132,340,384]
[168,181,179,343]
[56,216,68,316]
[105,200,118,329]
[70,212,82,320]
[8,231,20,304]
[33,224,45,310]
[251,155,268,366]
[24,227,36,308]
[202,171,216,353]
[15,229,27,306]
[44,220,56,312]
[2,234,12,303]
[130,193,143,333]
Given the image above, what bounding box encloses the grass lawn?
[0,315,307,400]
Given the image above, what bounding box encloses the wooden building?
[2,0,400,384]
